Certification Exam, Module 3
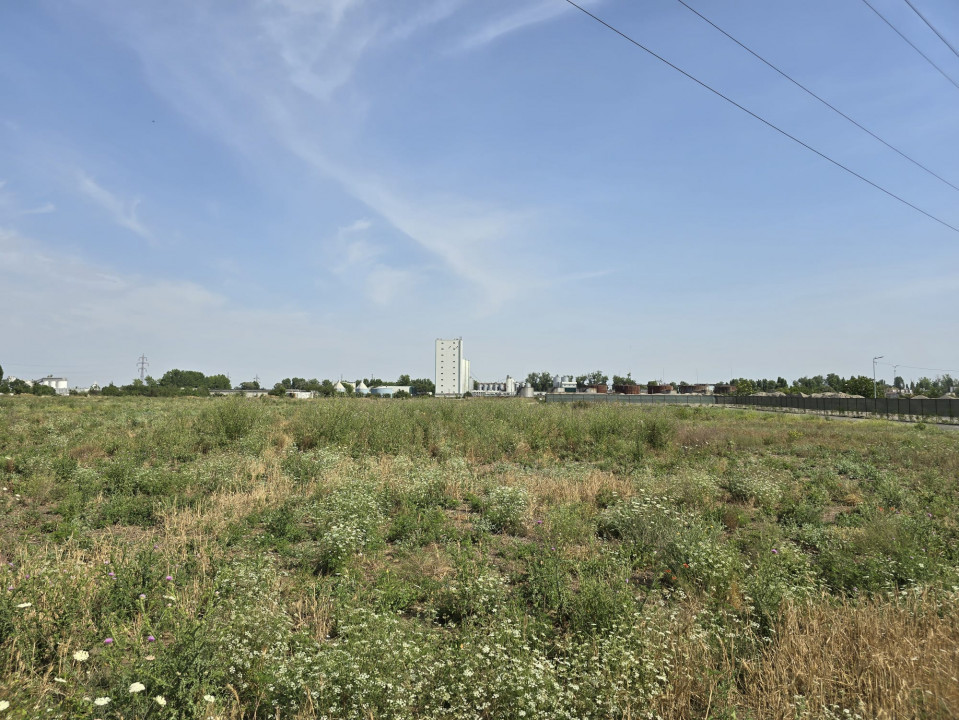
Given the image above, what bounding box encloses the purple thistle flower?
[108,572,116,578]
[771,548,779,554]
[139,594,146,600]
[147,635,156,642]
[165,575,173,581]
[104,638,114,645]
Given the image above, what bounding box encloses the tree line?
[0,367,437,398]
[523,369,956,397]
[268,375,435,397]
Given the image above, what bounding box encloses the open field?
[1,396,957,719]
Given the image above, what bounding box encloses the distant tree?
[894,376,905,391]
[473,380,479,391]
[393,390,411,399]
[576,370,608,387]
[32,383,56,396]
[9,379,31,394]
[121,379,148,396]
[159,369,206,389]
[238,381,260,390]
[0,363,3,383]
[776,377,788,389]
[732,378,757,396]
[791,375,828,394]
[269,383,287,397]
[589,371,609,385]
[204,374,231,390]
[825,373,842,391]
[841,375,875,397]
[397,374,412,385]
[912,377,935,396]
[525,372,553,393]
[364,378,386,388]
[101,383,122,396]
[612,373,636,387]
[409,378,435,396]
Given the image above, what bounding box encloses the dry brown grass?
[654,592,959,720]
[499,467,634,518]
[742,592,959,719]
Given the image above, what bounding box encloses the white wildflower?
[0,700,9,711]
[154,696,167,707]
[73,650,90,662]
[16,602,32,608]
[93,697,111,706]
[203,694,216,703]
[129,682,146,693]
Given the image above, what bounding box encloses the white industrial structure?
[36,375,69,396]
[552,375,578,393]
[369,385,413,397]
[435,338,470,396]
[473,376,517,396]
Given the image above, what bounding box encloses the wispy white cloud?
[0,226,349,385]
[20,202,56,216]
[76,173,150,239]
[0,179,55,219]
[326,217,417,306]
[457,0,596,51]
[77,0,575,312]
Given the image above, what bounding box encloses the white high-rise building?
[435,338,471,396]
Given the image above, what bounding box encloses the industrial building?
[551,375,578,393]
[369,385,413,397]
[36,376,69,396]
[472,376,517,397]
[435,338,470,396]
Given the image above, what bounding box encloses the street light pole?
[872,356,884,399]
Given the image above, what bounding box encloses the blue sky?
[1,0,957,388]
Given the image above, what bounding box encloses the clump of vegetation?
[0,395,957,719]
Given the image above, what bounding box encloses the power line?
[561,0,959,234]
[137,354,149,381]
[880,362,957,374]
[859,0,959,91]
[901,0,959,61]
[672,0,959,193]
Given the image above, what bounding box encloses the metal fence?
[715,394,959,419]
[545,393,717,405]
[544,392,959,420]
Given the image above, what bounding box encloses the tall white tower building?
[435,338,470,396]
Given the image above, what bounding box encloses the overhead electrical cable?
[672,0,959,193]
[859,0,959,91]
[560,0,959,234]
[882,362,958,374]
[901,0,959,61]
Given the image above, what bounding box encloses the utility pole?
[137,354,149,382]
[872,355,883,399]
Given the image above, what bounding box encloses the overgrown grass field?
[1,397,957,719]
